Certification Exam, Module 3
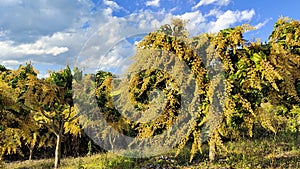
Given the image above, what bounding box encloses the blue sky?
[0,0,299,77]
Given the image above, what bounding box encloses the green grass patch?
[4,133,300,169]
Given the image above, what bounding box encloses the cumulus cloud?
[205,9,223,17]
[1,60,24,70]
[0,41,68,57]
[99,40,136,74]
[146,0,160,7]
[0,0,259,76]
[193,0,230,9]
[77,8,255,73]
[77,11,169,73]
[0,0,93,42]
[173,9,255,35]
[175,11,206,35]
[0,28,94,71]
[208,9,255,32]
[255,18,271,29]
[0,0,100,72]
[103,0,121,10]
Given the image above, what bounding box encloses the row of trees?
[0,17,299,168]
[171,18,298,160]
[89,17,300,161]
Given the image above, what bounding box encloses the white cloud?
[0,0,259,76]
[103,7,114,16]
[0,0,93,42]
[0,28,94,70]
[0,40,68,57]
[103,0,121,10]
[99,40,135,74]
[0,0,101,72]
[193,0,230,9]
[78,7,255,73]
[255,18,271,29]
[1,60,23,69]
[77,11,167,73]
[175,11,206,35]
[146,0,160,7]
[209,9,255,32]
[205,9,223,17]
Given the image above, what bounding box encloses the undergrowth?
[4,132,300,169]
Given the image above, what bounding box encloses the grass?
[3,133,300,169]
[3,153,136,169]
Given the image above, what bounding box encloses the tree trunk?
[29,147,33,161]
[209,139,216,162]
[109,133,114,152]
[296,130,299,144]
[54,133,62,169]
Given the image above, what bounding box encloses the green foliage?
[286,106,300,133]
[85,17,300,163]
[0,65,7,72]
[0,64,81,167]
[77,159,84,169]
[0,64,42,159]
[73,67,83,82]
[87,140,92,157]
[257,102,287,134]
[123,17,300,162]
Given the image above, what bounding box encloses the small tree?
[21,66,81,168]
[0,64,44,160]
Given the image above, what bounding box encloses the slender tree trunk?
[54,133,62,169]
[271,131,278,168]
[29,148,33,161]
[296,130,299,144]
[109,133,114,152]
[209,139,216,162]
